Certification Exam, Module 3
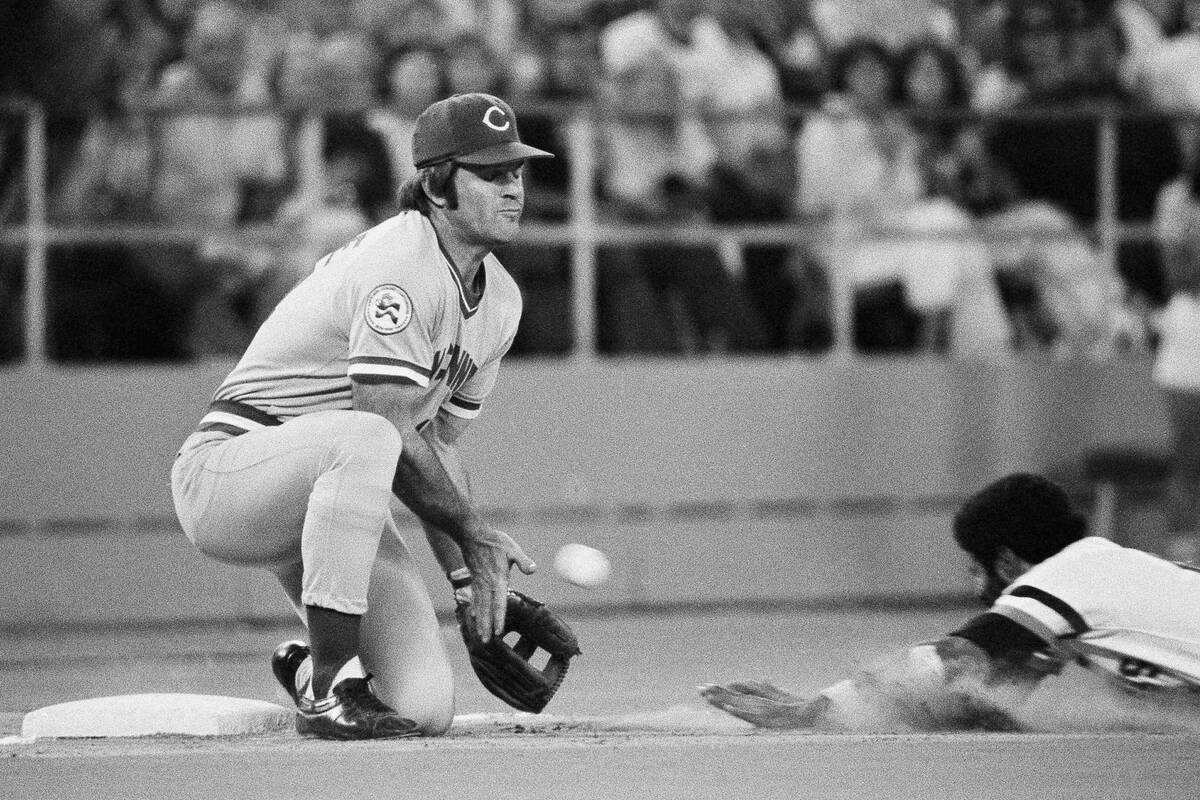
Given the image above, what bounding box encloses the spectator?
[898,39,985,206]
[983,2,1182,310]
[706,133,828,352]
[443,31,509,96]
[261,28,394,316]
[972,0,1079,111]
[494,17,604,355]
[796,37,1008,355]
[145,0,291,356]
[368,46,446,189]
[150,0,287,227]
[700,1,788,171]
[893,38,1019,354]
[355,0,462,55]
[1151,149,1200,543]
[598,0,720,179]
[774,3,831,107]
[440,0,522,63]
[0,0,156,224]
[595,49,764,354]
[809,0,960,53]
[1141,0,1200,163]
[1075,0,1167,93]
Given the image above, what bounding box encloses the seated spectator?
[150,0,288,227]
[706,133,829,352]
[809,0,960,53]
[1141,0,1200,161]
[796,37,1011,355]
[595,48,764,354]
[983,3,1182,310]
[355,0,462,55]
[368,46,446,189]
[972,0,1079,111]
[146,0,291,356]
[490,16,605,355]
[254,27,394,313]
[1075,0,1166,93]
[975,0,1162,106]
[774,4,831,107]
[902,39,1003,209]
[443,32,509,95]
[700,1,789,171]
[1151,144,1200,537]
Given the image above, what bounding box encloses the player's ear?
[422,173,448,209]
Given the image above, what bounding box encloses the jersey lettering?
[431,344,480,393]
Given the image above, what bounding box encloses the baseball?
[554,543,611,589]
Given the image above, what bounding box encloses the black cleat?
[295,676,421,740]
[271,640,310,705]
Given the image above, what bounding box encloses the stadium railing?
[0,98,1190,366]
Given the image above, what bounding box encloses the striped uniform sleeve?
[990,584,1091,645]
[347,279,436,387]
[441,357,500,420]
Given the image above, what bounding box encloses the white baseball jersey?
[990,537,1200,690]
[201,210,521,430]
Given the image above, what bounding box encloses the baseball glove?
[455,589,582,713]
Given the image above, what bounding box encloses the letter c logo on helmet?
[483,105,511,131]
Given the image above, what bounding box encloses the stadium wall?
[0,357,1171,628]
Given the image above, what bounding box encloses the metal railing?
[0,99,1190,366]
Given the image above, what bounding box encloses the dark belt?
[198,399,282,437]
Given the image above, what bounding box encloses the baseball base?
[21,693,292,738]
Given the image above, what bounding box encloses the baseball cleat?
[271,640,311,705]
[295,676,421,740]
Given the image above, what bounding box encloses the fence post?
[1096,106,1120,280]
[565,106,598,361]
[23,103,48,367]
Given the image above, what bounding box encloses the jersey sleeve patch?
[348,355,431,386]
[365,284,413,335]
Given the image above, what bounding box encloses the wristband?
[449,567,473,605]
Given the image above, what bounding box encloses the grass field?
[5,604,1200,799]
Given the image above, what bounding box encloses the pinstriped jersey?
[991,537,1200,690]
[204,210,521,428]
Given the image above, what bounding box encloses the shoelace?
[335,676,395,715]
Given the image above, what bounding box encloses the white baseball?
[554,543,611,589]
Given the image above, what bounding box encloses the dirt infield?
[5,606,1200,799]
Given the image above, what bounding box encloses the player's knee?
[337,410,403,470]
[403,676,455,737]
[417,700,454,737]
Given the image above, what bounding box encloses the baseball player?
[171,93,578,740]
[701,473,1200,731]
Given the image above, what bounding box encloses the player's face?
[968,559,1007,606]
[447,160,527,246]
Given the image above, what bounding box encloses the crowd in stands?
[1,0,1199,361]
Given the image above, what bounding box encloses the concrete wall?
[0,356,1171,628]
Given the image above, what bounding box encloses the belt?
[197,399,282,437]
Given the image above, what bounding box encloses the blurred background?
[2,0,1199,632]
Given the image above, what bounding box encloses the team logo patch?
[365,284,413,335]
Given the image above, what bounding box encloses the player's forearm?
[392,432,487,547]
[352,381,487,546]
[417,426,470,576]
[813,640,1029,732]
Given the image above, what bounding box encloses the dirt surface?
[4,607,1200,799]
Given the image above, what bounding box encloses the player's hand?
[698,680,826,729]
[460,527,537,642]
